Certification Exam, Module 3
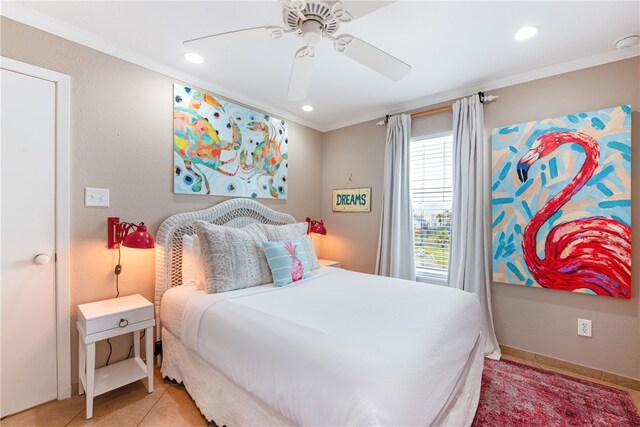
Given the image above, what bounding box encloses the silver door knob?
[33,254,50,265]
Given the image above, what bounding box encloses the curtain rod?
[376,91,499,126]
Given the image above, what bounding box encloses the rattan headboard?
[154,198,296,333]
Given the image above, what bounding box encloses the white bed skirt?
[161,327,484,426]
[161,327,292,425]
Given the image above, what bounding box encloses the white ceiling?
[3,1,639,131]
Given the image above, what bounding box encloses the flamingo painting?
[517,132,631,298]
[491,106,632,298]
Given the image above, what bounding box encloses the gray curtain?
[376,114,416,280]
[448,95,501,359]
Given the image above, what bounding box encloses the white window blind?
[411,133,453,277]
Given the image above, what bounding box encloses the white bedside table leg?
[133,329,140,359]
[145,326,154,393]
[85,342,95,419]
[78,337,85,395]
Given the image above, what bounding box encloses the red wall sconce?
[306,217,327,235]
[108,217,155,250]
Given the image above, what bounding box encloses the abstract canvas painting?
[173,84,288,199]
[491,105,631,298]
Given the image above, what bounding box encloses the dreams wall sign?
[332,188,371,212]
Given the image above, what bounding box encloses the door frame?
[1,56,71,400]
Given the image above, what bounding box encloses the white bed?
[155,199,484,426]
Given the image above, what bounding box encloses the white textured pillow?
[193,220,272,293]
[258,223,321,270]
[302,236,320,270]
[181,234,205,290]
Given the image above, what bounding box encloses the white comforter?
[180,267,481,426]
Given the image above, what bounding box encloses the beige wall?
[320,120,387,272]
[322,58,640,379]
[2,15,639,387]
[1,18,323,385]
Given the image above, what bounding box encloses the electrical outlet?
[577,319,592,337]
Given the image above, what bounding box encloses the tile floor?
[2,355,638,426]
[1,368,208,427]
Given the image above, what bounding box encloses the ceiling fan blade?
[287,46,316,101]
[184,26,286,51]
[332,34,410,81]
[331,1,395,22]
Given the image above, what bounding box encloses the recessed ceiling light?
[514,26,538,41]
[301,105,314,112]
[184,52,204,64]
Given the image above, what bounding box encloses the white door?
[1,69,58,417]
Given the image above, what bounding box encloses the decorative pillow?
[258,223,321,270]
[182,234,205,290]
[262,238,311,287]
[193,220,272,293]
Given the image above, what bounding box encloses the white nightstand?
[318,259,342,268]
[77,294,155,419]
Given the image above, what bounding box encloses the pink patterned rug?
[472,358,640,427]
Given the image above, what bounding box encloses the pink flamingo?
[516,131,631,298]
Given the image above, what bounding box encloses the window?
[410,132,453,280]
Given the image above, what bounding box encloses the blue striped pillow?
[262,238,311,287]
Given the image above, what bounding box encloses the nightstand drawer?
[78,294,153,336]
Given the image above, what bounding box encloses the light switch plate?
[85,187,109,207]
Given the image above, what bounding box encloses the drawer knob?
[119,318,129,328]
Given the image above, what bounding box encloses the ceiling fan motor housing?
[284,1,339,36]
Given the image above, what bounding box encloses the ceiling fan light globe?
[301,19,323,44]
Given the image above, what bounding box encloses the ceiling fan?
[183,0,411,101]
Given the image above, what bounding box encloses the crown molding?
[0,2,324,132]
[322,47,639,132]
[2,2,638,134]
